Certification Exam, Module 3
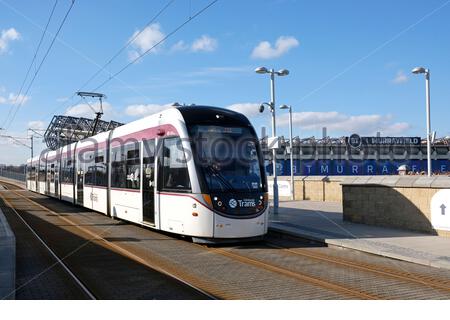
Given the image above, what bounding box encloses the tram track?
[264,240,450,293]
[0,181,215,300]
[207,245,380,299]
[3,179,450,299]
[204,241,450,299]
[0,194,96,300]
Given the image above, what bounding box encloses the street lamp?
[411,67,432,177]
[280,104,294,200]
[255,66,290,213]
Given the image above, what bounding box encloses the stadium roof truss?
[43,115,123,150]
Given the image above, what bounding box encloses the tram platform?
[0,198,15,299]
[269,201,450,270]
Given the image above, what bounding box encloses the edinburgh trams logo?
[228,198,238,209]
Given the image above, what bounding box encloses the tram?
[26,106,269,242]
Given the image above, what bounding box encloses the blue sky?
[1,0,450,164]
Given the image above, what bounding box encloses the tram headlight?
[202,194,213,208]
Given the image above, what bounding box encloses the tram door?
[76,169,84,205]
[142,139,155,224]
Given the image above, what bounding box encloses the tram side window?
[84,152,95,185]
[143,140,155,188]
[49,163,55,182]
[94,151,107,187]
[61,158,74,183]
[28,165,36,181]
[38,162,46,182]
[111,143,140,190]
[161,137,190,191]
[26,164,31,180]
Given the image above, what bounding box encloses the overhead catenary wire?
[0,0,59,129]
[44,0,177,121]
[5,0,76,131]
[46,0,219,120]
[77,0,177,93]
[91,0,219,94]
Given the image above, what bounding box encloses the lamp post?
[255,67,289,213]
[412,67,432,177]
[280,104,294,200]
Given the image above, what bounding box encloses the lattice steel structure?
[43,115,123,150]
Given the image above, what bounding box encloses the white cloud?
[191,35,218,52]
[170,40,189,53]
[170,35,218,53]
[0,91,30,105]
[7,92,30,105]
[251,36,299,59]
[392,70,408,84]
[277,111,410,135]
[28,120,46,130]
[128,23,165,61]
[65,102,115,119]
[227,103,262,118]
[0,28,20,54]
[125,103,174,117]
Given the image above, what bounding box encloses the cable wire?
[46,0,218,120]
[0,0,59,129]
[77,0,176,92]
[91,0,218,93]
[5,0,76,130]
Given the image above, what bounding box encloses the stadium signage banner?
[265,159,449,176]
[346,134,421,148]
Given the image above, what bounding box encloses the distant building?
[260,135,450,176]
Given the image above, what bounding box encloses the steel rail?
[201,245,381,300]
[0,194,96,300]
[0,182,217,300]
[266,241,450,293]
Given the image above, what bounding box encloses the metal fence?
[0,169,26,182]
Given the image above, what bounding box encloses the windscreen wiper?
[205,165,238,193]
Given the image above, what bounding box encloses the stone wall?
[268,176,350,202]
[342,176,450,235]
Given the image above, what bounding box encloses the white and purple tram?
[26,106,269,242]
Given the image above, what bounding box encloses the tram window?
[94,151,107,187]
[161,138,190,191]
[26,164,32,180]
[50,163,55,182]
[28,165,36,181]
[84,153,95,185]
[61,158,74,183]
[111,143,140,190]
[143,139,155,164]
[38,161,46,182]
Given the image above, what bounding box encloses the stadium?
[259,134,450,176]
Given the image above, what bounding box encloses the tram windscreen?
[189,125,265,193]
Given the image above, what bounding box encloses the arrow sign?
[441,204,447,215]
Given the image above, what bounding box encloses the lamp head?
[280,104,290,110]
[259,104,265,113]
[255,66,268,74]
[277,69,290,76]
[412,67,427,74]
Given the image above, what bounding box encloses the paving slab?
[269,200,450,270]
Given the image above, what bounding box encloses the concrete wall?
[342,176,450,236]
[0,207,15,299]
